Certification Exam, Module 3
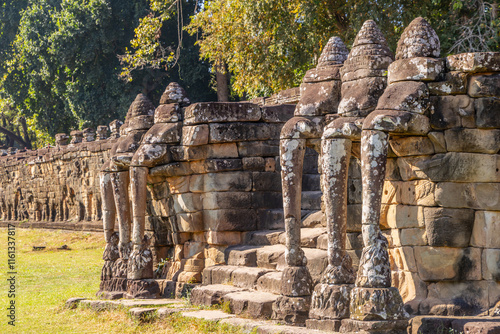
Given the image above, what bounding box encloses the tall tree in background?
[185,0,499,97]
[1,0,151,146]
[0,0,215,148]
[119,0,217,102]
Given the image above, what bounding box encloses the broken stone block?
[338,76,387,116]
[261,104,295,123]
[142,122,182,144]
[226,246,258,266]
[154,103,181,123]
[230,267,272,289]
[296,80,342,115]
[223,291,277,318]
[256,271,282,294]
[468,74,500,97]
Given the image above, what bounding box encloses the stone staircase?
[190,226,336,320]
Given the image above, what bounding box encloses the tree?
[119,0,217,103]
[184,0,499,98]
[0,0,151,146]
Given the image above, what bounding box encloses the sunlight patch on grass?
[0,228,247,333]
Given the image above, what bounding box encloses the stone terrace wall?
[0,139,115,230]
[377,53,500,315]
[143,103,315,272]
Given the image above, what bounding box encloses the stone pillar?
[55,133,69,146]
[307,137,355,331]
[70,130,83,144]
[128,166,153,280]
[82,128,95,142]
[272,137,313,325]
[97,125,108,140]
[100,172,116,242]
[110,171,132,260]
[343,129,407,333]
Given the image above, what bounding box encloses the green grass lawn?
[0,227,245,334]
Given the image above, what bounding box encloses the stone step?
[203,265,276,288]
[256,271,282,294]
[223,290,278,319]
[243,227,328,249]
[224,244,329,283]
[409,316,500,334]
[190,284,246,306]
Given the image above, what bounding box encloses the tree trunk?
[19,117,32,149]
[216,62,229,102]
[0,126,30,148]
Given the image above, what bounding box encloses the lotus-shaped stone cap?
[354,20,389,47]
[341,20,393,75]
[160,82,190,106]
[127,93,156,119]
[317,36,349,67]
[396,17,440,60]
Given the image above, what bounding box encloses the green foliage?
[120,0,217,104]
[0,0,151,145]
[184,0,499,97]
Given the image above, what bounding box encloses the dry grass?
[0,228,246,334]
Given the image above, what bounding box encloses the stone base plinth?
[125,279,160,299]
[280,266,313,296]
[306,319,342,332]
[271,295,311,325]
[309,283,352,320]
[350,287,408,321]
[340,319,408,334]
[98,277,127,297]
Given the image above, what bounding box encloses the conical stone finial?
[396,17,440,60]
[353,20,389,47]
[317,36,349,68]
[127,93,155,119]
[159,82,190,106]
[341,20,393,76]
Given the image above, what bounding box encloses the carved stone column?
[128,166,152,280]
[272,136,313,325]
[308,137,355,331]
[111,171,132,261]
